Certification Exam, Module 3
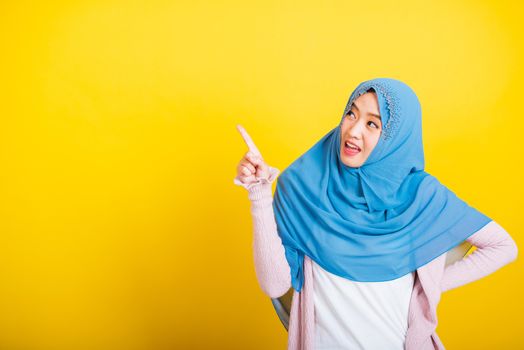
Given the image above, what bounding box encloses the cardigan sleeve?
[440,220,518,293]
[233,167,292,298]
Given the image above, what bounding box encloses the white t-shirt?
[312,259,415,350]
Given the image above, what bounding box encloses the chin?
[340,146,364,167]
[341,157,362,168]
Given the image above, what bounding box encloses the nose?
[348,120,364,139]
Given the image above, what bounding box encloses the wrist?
[248,183,273,201]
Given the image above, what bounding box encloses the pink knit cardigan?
[234,167,519,349]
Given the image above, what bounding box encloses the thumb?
[246,152,269,179]
[254,156,269,179]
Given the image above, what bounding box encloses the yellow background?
[1,0,522,349]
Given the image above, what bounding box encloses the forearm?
[248,183,292,298]
[249,183,291,298]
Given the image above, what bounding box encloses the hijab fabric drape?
[272,77,491,292]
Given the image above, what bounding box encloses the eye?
[346,111,355,119]
[368,121,379,129]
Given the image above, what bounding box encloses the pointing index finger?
[236,124,262,157]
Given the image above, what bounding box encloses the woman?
[234,77,518,349]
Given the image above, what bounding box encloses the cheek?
[365,132,381,151]
[340,119,350,133]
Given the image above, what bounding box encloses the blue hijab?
[272,77,491,292]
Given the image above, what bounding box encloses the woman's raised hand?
[236,124,270,185]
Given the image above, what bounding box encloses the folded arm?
[440,220,518,292]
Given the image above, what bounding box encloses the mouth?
[343,140,361,156]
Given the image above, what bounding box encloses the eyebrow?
[351,102,381,120]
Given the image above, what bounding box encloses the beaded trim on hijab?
[342,80,401,141]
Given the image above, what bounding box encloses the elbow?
[501,234,519,264]
[253,259,292,298]
[508,240,518,263]
[493,221,519,264]
[257,273,292,298]
[260,279,292,299]
[266,286,291,299]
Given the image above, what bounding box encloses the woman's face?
[340,92,382,168]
